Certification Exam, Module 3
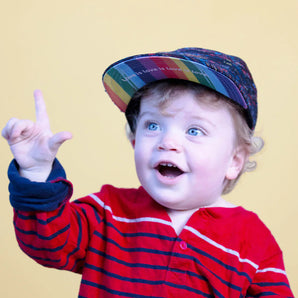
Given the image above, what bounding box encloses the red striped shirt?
[13,184,293,297]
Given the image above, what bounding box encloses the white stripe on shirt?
[88,193,172,227]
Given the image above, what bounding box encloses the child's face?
[133,91,245,211]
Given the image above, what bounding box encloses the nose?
[157,132,182,152]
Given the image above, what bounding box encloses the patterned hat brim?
[103,55,250,126]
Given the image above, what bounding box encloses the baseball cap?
[102,47,257,129]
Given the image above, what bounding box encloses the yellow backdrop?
[1,0,297,296]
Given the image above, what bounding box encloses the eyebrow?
[189,115,216,128]
[138,111,157,119]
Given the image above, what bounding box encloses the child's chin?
[150,193,186,210]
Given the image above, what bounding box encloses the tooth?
[159,162,178,168]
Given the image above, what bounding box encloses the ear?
[225,146,247,180]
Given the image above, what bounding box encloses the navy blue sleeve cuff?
[8,159,73,212]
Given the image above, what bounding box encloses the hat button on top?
[180,240,187,250]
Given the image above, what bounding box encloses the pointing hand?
[2,90,72,181]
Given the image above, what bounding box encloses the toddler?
[2,47,294,297]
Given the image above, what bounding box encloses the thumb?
[49,131,73,152]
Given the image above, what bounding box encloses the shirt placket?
[164,237,190,294]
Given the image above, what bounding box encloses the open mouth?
[156,162,184,178]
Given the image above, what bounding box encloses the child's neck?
[167,208,198,236]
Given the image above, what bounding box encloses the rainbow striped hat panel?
[102,48,257,129]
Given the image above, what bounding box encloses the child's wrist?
[19,164,52,182]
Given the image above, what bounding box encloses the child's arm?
[2,90,72,182]
[2,91,93,273]
[246,227,294,297]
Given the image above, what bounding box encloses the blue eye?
[147,122,159,131]
[187,128,202,136]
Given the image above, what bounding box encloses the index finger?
[34,89,50,128]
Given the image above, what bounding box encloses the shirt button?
[180,241,187,250]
